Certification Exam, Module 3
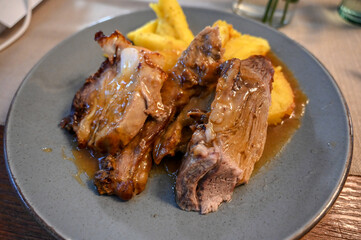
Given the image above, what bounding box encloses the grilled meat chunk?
[176,56,274,214]
[153,88,215,162]
[152,26,223,164]
[63,30,167,154]
[94,122,156,200]
[93,26,224,200]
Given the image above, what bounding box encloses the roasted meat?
[153,88,215,163]
[63,30,167,154]
[93,26,223,200]
[94,121,157,199]
[176,56,274,214]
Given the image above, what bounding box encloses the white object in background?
[0,0,42,33]
[0,0,42,51]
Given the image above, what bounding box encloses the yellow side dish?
[127,20,158,41]
[149,0,194,43]
[127,0,194,70]
[268,66,295,125]
[213,20,270,60]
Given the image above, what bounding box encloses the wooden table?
[1,0,361,239]
[0,125,360,239]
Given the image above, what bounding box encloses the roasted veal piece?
[153,88,215,162]
[62,30,167,154]
[176,56,274,214]
[93,26,223,200]
[152,25,224,164]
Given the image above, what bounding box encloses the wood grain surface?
[1,126,360,239]
[303,176,361,240]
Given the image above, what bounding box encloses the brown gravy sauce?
[65,52,308,184]
[61,145,101,185]
[253,52,308,174]
[41,147,53,152]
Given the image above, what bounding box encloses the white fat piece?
[118,47,140,77]
[205,122,216,142]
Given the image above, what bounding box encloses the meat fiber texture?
[176,56,274,214]
[92,26,223,200]
[64,30,167,155]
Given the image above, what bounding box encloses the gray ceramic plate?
[5,7,352,240]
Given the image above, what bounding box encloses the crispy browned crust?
[60,59,111,134]
[152,26,223,164]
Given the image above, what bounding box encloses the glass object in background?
[338,0,361,24]
[233,0,299,28]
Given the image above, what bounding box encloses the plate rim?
[3,7,354,240]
